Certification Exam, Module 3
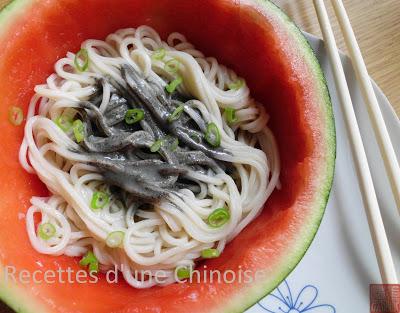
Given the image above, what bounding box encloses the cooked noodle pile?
[20,26,280,288]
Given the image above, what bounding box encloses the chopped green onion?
[207,207,230,228]
[201,248,220,259]
[169,138,179,152]
[168,105,185,122]
[164,59,180,73]
[74,48,89,72]
[125,109,144,124]
[8,106,24,126]
[150,139,163,153]
[205,122,221,147]
[150,136,179,153]
[224,107,238,125]
[228,79,244,91]
[62,107,76,121]
[72,119,84,143]
[106,231,125,248]
[91,191,109,210]
[176,267,191,279]
[55,115,73,132]
[164,136,179,152]
[79,251,99,273]
[165,76,183,93]
[190,133,202,143]
[151,48,166,61]
[38,223,56,240]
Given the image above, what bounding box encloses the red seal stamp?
[370,284,400,313]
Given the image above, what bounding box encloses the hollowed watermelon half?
[0,0,335,312]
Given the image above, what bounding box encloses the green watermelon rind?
[0,0,31,38]
[0,0,39,310]
[0,0,336,312]
[221,1,335,312]
[0,0,44,311]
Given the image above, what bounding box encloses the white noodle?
[20,26,280,288]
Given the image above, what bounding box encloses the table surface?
[1,0,399,116]
[274,0,399,117]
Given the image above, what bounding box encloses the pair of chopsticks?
[312,0,399,284]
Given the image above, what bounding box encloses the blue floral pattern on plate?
[257,280,336,313]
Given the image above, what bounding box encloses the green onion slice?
[38,223,56,240]
[190,133,202,143]
[169,137,179,152]
[227,79,244,91]
[125,109,144,124]
[91,191,109,210]
[8,106,24,126]
[74,48,89,72]
[176,267,191,279]
[201,248,220,259]
[62,108,76,121]
[79,251,99,273]
[207,207,230,228]
[165,76,183,94]
[150,139,163,153]
[164,59,180,73]
[168,105,185,122]
[164,136,179,152]
[106,231,125,248]
[205,122,221,147]
[55,115,73,132]
[150,137,179,153]
[224,107,238,125]
[72,119,84,143]
[151,48,166,61]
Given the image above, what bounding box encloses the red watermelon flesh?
[0,0,335,312]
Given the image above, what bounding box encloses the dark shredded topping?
[73,64,231,203]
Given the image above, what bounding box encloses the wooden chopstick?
[330,0,400,214]
[312,0,398,284]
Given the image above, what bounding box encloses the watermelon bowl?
[0,0,335,312]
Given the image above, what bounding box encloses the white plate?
[246,32,400,313]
